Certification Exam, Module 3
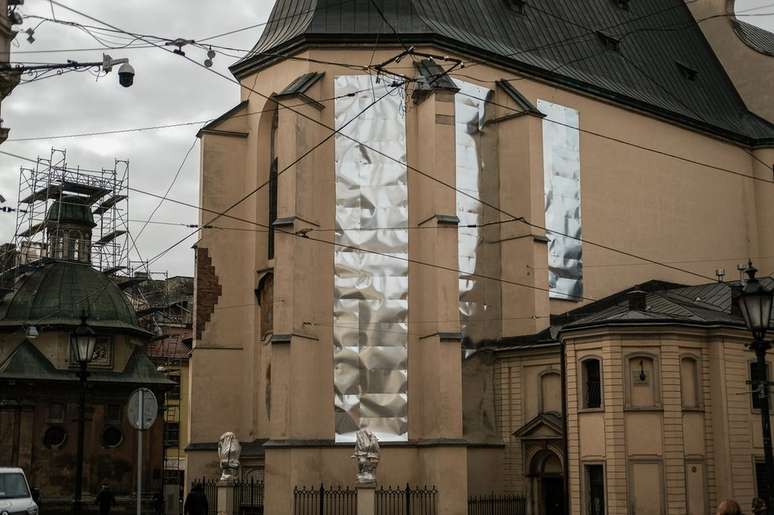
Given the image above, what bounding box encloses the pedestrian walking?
[183,484,208,515]
[716,499,743,515]
[95,484,117,515]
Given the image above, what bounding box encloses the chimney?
[627,290,647,311]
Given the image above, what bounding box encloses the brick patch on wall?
[195,246,222,341]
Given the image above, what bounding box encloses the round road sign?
[127,387,158,431]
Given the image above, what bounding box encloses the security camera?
[118,63,135,87]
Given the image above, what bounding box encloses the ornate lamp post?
[70,316,97,515]
[738,262,774,512]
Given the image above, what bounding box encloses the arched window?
[268,107,279,260]
[580,357,602,409]
[626,354,660,408]
[540,370,562,414]
[680,356,701,409]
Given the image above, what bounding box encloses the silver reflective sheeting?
[455,80,501,345]
[334,75,408,443]
[537,99,583,300]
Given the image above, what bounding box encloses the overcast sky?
[0,0,771,277]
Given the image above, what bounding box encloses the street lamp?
[70,315,97,515]
[738,261,774,513]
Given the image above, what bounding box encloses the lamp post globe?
[739,261,774,342]
[70,317,97,364]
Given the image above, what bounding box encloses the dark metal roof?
[46,196,96,228]
[733,19,774,57]
[232,0,774,145]
[0,260,149,335]
[562,278,774,331]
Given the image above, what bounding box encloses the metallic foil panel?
[454,80,501,346]
[537,99,583,300]
[334,75,408,443]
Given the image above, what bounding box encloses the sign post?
[128,388,158,515]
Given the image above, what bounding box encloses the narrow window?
[268,109,279,260]
[540,371,562,413]
[585,464,605,515]
[680,357,700,409]
[582,359,602,409]
[164,422,180,448]
[751,362,770,410]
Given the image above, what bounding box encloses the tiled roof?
[232,0,774,144]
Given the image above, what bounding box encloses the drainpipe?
[560,335,570,515]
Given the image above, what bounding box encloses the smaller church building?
[0,197,172,511]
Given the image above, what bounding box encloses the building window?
[540,370,562,414]
[585,464,605,515]
[750,362,771,410]
[626,355,659,408]
[105,404,122,424]
[102,426,124,448]
[167,375,181,400]
[43,426,67,449]
[581,358,602,409]
[164,422,180,448]
[268,108,279,260]
[680,357,700,409]
[48,403,65,423]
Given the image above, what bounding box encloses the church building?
[186,0,774,514]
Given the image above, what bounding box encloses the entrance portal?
[529,450,564,515]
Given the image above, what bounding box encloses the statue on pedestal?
[352,429,380,484]
[218,432,241,481]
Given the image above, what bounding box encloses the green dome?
[47,197,96,228]
[0,261,148,335]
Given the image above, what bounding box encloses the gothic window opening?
[268,108,279,260]
[581,358,602,409]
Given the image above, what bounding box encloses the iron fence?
[192,478,218,515]
[235,478,264,515]
[376,484,437,515]
[467,493,527,515]
[293,484,357,515]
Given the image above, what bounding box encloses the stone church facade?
[186,1,774,514]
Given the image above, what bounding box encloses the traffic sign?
[127,387,158,431]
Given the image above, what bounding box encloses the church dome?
[46,197,96,228]
[0,260,148,335]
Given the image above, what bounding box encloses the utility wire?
[11,2,764,286]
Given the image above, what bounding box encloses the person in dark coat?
[153,492,165,515]
[184,484,208,515]
[95,484,117,515]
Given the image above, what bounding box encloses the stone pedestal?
[217,480,236,515]
[357,484,375,515]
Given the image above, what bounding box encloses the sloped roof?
[0,340,173,386]
[563,277,774,331]
[232,0,774,144]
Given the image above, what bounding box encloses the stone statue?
[217,432,241,481]
[351,429,380,484]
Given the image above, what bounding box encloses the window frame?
[579,356,604,411]
[583,462,607,515]
[538,369,562,415]
[624,352,661,410]
[679,354,703,410]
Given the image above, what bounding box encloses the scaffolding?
[8,148,130,276]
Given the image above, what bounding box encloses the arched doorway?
[529,449,564,515]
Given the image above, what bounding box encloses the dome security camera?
[118,63,135,88]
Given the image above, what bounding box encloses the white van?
[0,468,38,515]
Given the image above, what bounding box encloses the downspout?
[560,334,570,515]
